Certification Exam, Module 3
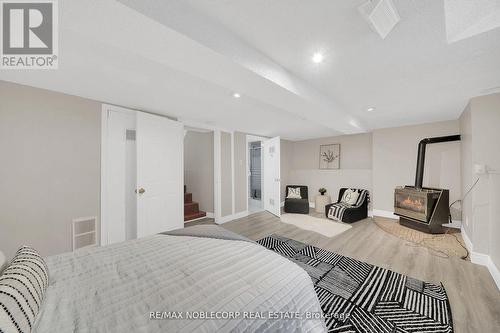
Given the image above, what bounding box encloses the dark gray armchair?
[284,185,309,214]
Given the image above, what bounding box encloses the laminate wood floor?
[186,211,500,332]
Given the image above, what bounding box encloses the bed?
[22,226,326,332]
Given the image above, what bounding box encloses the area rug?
[257,235,453,333]
[373,217,468,260]
[280,214,351,238]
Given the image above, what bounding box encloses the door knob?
[135,188,146,194]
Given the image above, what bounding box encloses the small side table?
[315,195,332,214]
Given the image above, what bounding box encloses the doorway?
[184,127,214,222]
[262,136,281,217]
[248,140,263,213]
[101,105,184,246]
[246,135,281,216]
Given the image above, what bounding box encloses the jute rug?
[373,217,469,260]
[280,213,351,238]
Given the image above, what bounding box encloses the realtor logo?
[1,0,58,69]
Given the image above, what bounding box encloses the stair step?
[184,211,206,222]
[184,192,192,203]
[184,201,199,214]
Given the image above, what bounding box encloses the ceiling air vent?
[359,0,401,39]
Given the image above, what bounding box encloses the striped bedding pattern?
[33,235,326,333]
[0,246,49,333]
[327,189,369,221]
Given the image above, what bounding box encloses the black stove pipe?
[415,135,461,190]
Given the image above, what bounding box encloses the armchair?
[284,185,309,214]
[325,188,369,223]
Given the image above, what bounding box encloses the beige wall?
[234,132,247,213]
[280,139,293,203]
[285,122,461,215]
[220,131,233,217]
[184,130,214,213]
[0,81,101,260]
[288,133,373,204]
[459,104,473,238]
[291,133,373,170]
[461,92,500,266]
[372,121,462,216]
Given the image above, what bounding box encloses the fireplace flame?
[399,196,424,211]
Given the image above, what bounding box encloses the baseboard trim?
[205,212,214,218]
[460,225,473,252]
[216,211,249,224]
[442,220,462,229]
[461,226,500,290]
[372,209,398,219]
[486,257,500,291]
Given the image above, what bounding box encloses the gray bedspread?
[161,225,256,244]
[34,228,326,333]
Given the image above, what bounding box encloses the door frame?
[100,104,139,246]
[262,136,281,217]
[179,119,235,224]
[246,135,268,213]
[183,126,215,219]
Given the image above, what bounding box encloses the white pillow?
[287,187,302,199]
[341,189,359,205]
[0,246,49,333]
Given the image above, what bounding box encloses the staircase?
[184,185,206,222]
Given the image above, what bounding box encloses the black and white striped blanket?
[327,189,369,221]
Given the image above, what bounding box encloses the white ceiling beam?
[117,0,365,134]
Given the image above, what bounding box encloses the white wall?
[287,133,373,204]
[234,132,247,213]
[372,121,462,216]
[0,81,101,260]
[220,131,233,217]
[184,130,214,213]
[284,121,462,219]
[280,139,293,203]
[460,104,474,239]
[461,93,500,270]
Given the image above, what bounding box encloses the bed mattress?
[34,233,326,332]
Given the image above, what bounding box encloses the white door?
[263,136,281,217]
[136,112,184,237]
[105,110,136,245]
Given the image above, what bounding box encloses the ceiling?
[1,0,499,140]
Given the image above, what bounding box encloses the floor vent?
[72,216,97,251]
[359,0,401,39]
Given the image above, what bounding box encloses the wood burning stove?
[394,187,440,222]
[393,135,460,234]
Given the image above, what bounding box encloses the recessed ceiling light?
[367,107,375,112]
[233,93,241,98]
[312,52,324,64]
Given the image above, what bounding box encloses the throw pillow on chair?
[287,187,302,199]
[341,189,359,205]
